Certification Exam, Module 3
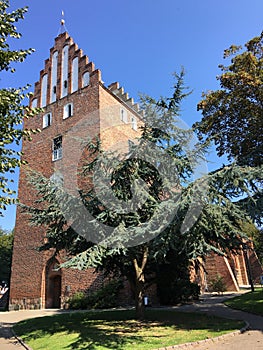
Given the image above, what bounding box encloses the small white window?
[31,98,38,108]
[52,136,62,161]
[43,113,52,128]
[120,108,128,123]
[82,71,90,87]
[131,116,137,130]
[63,103,73,119]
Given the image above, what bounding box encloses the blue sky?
[0,0,262,230]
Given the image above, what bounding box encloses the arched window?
[120,108,128,123]
[82,71,90,87]
[61,45,69,98]
[43,112,52,128]
[72,57,79,93]
[63,103,73,119]
[41,74,48,107]
[131,116,137,130]
[31,98,38,108]
[50,51,58,103]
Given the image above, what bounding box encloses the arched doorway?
[45,259,62,308]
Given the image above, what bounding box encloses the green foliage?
[195,32,263,167]
[195,33,263,227]
[68,279,123,309]
[0,227,13,284]
[0,0,41,214]
[208,274,227,295]
[67,292,86,309]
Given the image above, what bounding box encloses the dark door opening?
[45,260,62,309]
[50,275,61,308]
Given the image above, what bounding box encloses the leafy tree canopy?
[0,0,40,214]
[195,32,263,167]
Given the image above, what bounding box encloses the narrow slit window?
[52,136,62,161]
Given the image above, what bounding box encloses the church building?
[9,29,262,310]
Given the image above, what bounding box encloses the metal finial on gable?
[61,10,65,26]
[58,10,68,34]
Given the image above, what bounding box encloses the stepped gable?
[30,32,99,108]
[29,32,143,120]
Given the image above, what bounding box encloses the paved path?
[0,293,262,349]
[168,293,263,349]
[0,309,61,349]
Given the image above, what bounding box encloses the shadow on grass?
[14,309,245,350]
[225,289,263,317]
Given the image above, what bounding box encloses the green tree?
[0,227,13,284]
[23,71,261,319]
[195,32,263,167]
[195,33,263,226]
[0,0,40,214]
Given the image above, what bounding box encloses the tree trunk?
[133,247,148,320]
[134,269,145,320]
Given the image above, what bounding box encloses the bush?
[209,274,227,294]
[67,292,87,309]
[68,279,123,310]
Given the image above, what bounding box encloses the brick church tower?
[9,31,263,310]
[9,31,142,310]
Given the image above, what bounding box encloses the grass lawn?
[14,309,245,350]
[225,288,263,316]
